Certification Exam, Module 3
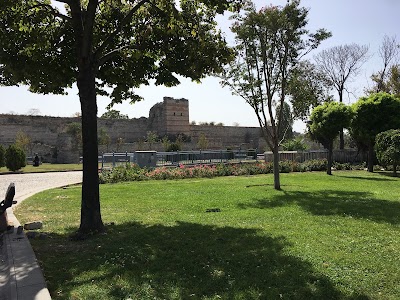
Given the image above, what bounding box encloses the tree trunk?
[367,143,374,173]
[393,164,397,176]
[339,130,344,150]
[327,142,333,175]
[337,88,345,150]
[272,144,281,190]
[77,68,104,234]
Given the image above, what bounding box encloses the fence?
[264,149,366,164]
[156,150,258,167]
[98,149,365,170]
[100,152,134,169]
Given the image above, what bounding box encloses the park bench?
[0,183,16,231]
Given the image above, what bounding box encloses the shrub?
[301,159,328,172]
[99,163,147,183]
[333,162,352,170]
[281,137,309,151]
[0,145,5,168]
[5,144,26,171]
[166,143,181,152]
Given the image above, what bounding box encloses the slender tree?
[367,35,399,94]
[314,44,369,149]
[308,102,353,175]
[0,0,239,235]
[220,0,330,189]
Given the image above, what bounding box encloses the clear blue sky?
[1,0,399,132]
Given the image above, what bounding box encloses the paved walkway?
[0,171,83,300]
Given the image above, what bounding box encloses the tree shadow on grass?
[34,222,368,300]
[337,175,397,182]
[239,190,400,224]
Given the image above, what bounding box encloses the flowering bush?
[99,160,331,184]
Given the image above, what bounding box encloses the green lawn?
[0,163,82,174]
[15,171,400,300]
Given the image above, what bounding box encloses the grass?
[15,171,400,300]
[0,163,82,173]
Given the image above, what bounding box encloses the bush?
[301,159,328,172]
[281,137,309,151]
[166,143,181,152]
[5,144,26,171]
[0,145,5,168]
[99,163,147,183]
[333,162,352,170]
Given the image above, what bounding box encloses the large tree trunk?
[272,144,281,190]
[327,142,333,175]
[367,143,374,173]
[77,67,104,234]
[393,164,397,176]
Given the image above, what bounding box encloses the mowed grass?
[0,163,82,174]
[15,171,400,300]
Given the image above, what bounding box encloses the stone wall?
[0,97,265,163]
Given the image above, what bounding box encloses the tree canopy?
[287,60,332,120]
[100,109,129,119]
[351,92,400,172]
[309,101,353,175]
[0,0,240,235]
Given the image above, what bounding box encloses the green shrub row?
[99,159,333,184]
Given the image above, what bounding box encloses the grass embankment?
[0,163,82,174]
[16,171,400,300]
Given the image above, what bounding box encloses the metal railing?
[100,152,134,169]
[264,149,365,164]
[156,150,258,167]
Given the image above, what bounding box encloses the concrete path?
[0,171,83,300]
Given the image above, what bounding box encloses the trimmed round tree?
[309,102,353,175]
[351,93,400,172]
[375,129,400,175]
[5,144,26,172]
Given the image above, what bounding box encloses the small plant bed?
[99,159,339,183]
[15,171,400,300]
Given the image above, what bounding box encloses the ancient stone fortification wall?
[190,125,265,150]
[0,96,265,162]
[148,97,189,136]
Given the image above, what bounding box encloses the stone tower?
[149,97,190,136]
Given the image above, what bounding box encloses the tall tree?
[367,35,399,94]
[0,0,238,235]
[287,60,332,120]
[220,0,330,189]
[314,44,369,149]
[351,93,400,172]
[308,102,353,175]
